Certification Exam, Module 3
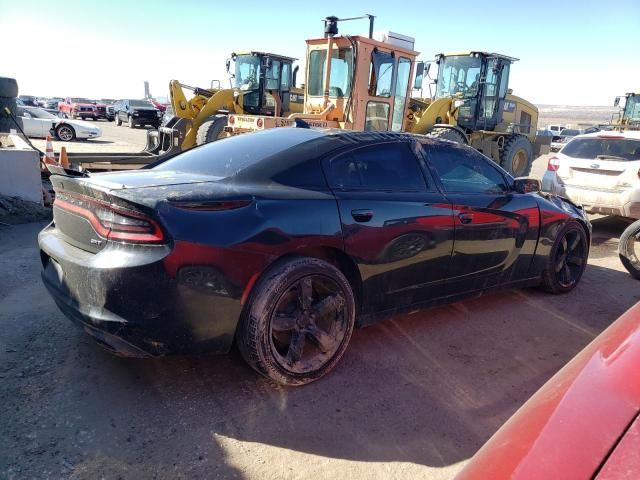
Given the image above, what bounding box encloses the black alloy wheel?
[541,221,588,293]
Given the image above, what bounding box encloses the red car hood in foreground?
[457,302,640,480]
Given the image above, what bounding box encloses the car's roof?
[574,130,640,140]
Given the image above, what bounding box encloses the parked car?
[112,99,162,128]
[17,106,101,141]
[457,300,640,480]
[147,98,167,113]
[18,95,38,107]
[42,97,63,110]
[547,124,565,135]
[551,128,584,152]
[536,128,555,137]
[98,99,116,121]
[58,97,98,120]
[38,129,591,385]
[542,130,640,218]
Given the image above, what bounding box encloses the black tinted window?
[424,143,508,194]
[154,129,323,178]
[561,138,640,161]
[329,143,426,191]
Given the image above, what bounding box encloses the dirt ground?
[2,147,640,479]
[3,111,639,479]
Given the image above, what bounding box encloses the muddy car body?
[39,128,591,385]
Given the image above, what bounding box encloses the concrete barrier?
[0,132,42,204]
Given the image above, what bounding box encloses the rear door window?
[423,143,509,194]
[328,143,426,191]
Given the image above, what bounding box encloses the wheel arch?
[241,245,364,315]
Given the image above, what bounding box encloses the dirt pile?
[0,194,51,225]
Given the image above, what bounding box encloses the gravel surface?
[1,216,639,478]
[2,131,639,479]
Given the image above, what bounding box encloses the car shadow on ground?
[3,223,639,478]
[59,262,639,476]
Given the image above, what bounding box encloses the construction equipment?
[614,92,640,129]
[407,52,541,176]
[154,52,304,154]
[226,18,541,177]
[227,15,421,135]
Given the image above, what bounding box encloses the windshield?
[71,98,92,103]
[623,95,640,122]
[306,48,353,98]
[130,100,154,107]
[562,138,640,160]
[24,107,57,119]
[234,55,261,91]
[436,56,482,99]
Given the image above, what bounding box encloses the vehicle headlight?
[133,111,140,116]
[157,111,162,117]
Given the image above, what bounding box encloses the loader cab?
[435,52,516,132]
[303,32,418,132]
[229,52,297,116]
[621,93,640,126]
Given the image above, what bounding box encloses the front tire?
[55,124,76,142]
[540,221,588,293]
[128,116,135,128]
[619,219,640,280]
[237,257,356,386]
[196,114,228,145]
[428,127,467,144]
[114,114,121,126]
[500,135,533,177]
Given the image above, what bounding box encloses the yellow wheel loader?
[614,92,640,129]
[227,15,423,136]
[149,51,304,155]
[407,52,541,177]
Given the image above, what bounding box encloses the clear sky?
[2,0,638,105]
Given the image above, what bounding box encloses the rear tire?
[236,257,356,386]
[429,127,467,144]
[619,219,640,280]
[540,221,588,293]
[500,135,533,177]
[196,114,228,145]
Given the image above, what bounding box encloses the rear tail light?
[228,115,235,125]
[547,156,561,171]
[54,192,164,243]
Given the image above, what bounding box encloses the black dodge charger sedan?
[39,128,591,385]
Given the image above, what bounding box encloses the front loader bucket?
[144,117,191,156]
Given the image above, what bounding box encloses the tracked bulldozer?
[150,51,304,154]
[407,52,541,176]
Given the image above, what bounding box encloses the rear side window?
[424,143,509,194]
[562,138,640,161]
[328,143,426,191]
[154,129,322,177]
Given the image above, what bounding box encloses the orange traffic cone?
[43,135,56,165]
[59,146,70,168]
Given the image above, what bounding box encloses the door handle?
[351,209,374,223]
[458,213,474,224]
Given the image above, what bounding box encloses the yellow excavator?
[148,51,304,154]
[407,52,541,176]
[225,17,542,177]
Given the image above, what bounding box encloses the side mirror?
[225,59,231,73]
[513,177,541,194]
[414,62,425,89]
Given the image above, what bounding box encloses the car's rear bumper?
[38,224,245,357]
[542,173,640,219]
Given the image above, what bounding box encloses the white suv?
[542,130,640,219]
